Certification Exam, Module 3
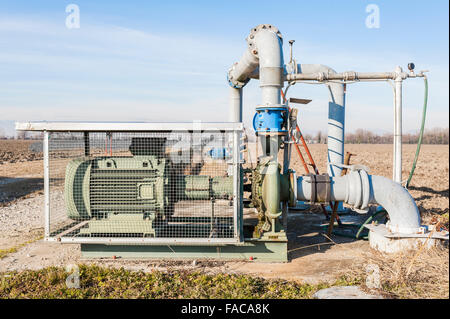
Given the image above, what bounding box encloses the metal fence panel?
[45,128,242,244]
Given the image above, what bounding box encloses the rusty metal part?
[327,151,356,233]
[292,134,309,173]
[327,201,340,236]
[306,173,331,205]
[341,152,356,176]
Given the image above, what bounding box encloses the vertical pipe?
[297,64,346,178]
[43,130,50,238]
[326,83,346,177]
[229,87,242,175]
[255,29,283,106]
[229,87,242,122]
[393,67,403,183]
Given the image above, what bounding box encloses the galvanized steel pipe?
[393,66,403,183]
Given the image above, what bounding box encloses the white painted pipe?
[229,87,242,122]
[228,49,259,88]
[296,170,422,234]
[393,66,403,183]
[297,64,346,177]
[228,24,284,107]
[253,28,283,105]
[285,70,424,81]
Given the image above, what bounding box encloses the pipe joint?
[303,174,332,205]
[247,24,283,46]
[344,169,370,213]
[296,170,422,235]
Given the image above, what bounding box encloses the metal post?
[43,130,50,238]
[393,67,403,183]
[83,131,90,156]
[232,129,241,241]
[282,137,290,230]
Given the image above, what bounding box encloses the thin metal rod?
[43,131,50,238]
[393,71,403,183]
[232,129,241,241]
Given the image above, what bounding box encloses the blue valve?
[252,105,288,135]
[207,147,230,160]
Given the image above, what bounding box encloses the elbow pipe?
[228,24,284,106]
[296,170,423,234]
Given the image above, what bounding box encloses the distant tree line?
[344,127,449,144]
[3,127,449,144]
[301,127,449,145]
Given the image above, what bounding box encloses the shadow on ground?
[0,176,43,205]
[286,209,376,261]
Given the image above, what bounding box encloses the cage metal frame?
[16,122,244,245]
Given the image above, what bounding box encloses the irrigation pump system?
[16,24,447,261]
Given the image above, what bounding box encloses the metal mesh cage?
[45,127,242,244]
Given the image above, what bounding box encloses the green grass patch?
[0,264,361,299]
[0,247,18,259]
[0,236,44,260]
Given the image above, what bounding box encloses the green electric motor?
[64,137,234,223]
[64,155,171,220]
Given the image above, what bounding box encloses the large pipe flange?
[247,24,283,49]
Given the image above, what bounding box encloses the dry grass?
[349,246,449,299]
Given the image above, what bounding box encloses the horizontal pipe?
[297,170,422,234]
[249,68,426,82]
[286,70,425,82]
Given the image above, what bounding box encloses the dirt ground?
[0,140,448,285]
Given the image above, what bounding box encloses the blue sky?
[0,0,448,136]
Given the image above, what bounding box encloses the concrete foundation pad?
[367,224,449,253]
[81,240,288,262]
[313,286,383,299]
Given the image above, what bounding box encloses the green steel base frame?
[81,240,288,262]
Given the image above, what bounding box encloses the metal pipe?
[43,130,50,238]
[296,170,423,234]
[228,49,259,89]
[227,24,284,106]
[297,64,346,177]
[254,28,283,105]
[286,70,424,82]
[262,161,282,219]
[393,66,403,183]
[229,87,242,122]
